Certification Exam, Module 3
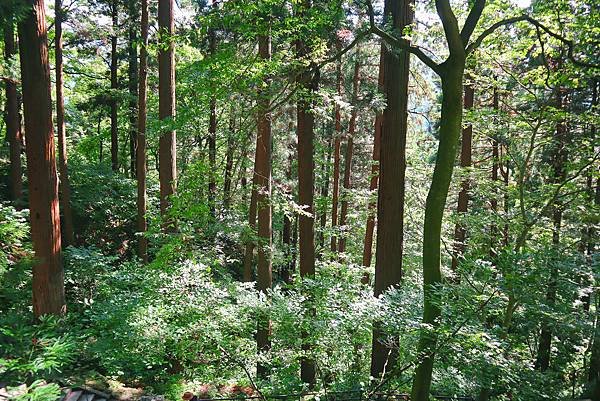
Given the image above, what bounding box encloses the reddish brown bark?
[128,0,139,178]
[18,0,65,317]
[243,158,259,282]
[296,0,318,385]
[361,47,384,271]
[55,0,75,247]
[450,82,474,274]
[223,113,235,209]
[4,20,23,205]
[282,143,295,284]
[158,0,177,224]
[319,123,333,249]
[330,41,342,252]
[338,51,360,254]
[370,0,412,378]
[255,33,273,379]
[490,86,499,258]
[110,0,119,172]
[137,0,149,263]
[536,87,568,372]
[208,96,217,217]
[208,0,218,217]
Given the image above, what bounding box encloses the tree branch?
[467,15,600,69]
[435,0,464,55]
[460,0,486,45]
[364,0,442,75]
[466,15,528,54]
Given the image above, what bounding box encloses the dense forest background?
[0,0,599,400]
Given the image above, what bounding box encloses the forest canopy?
[0,0,599,401]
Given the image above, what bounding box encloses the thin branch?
[467,15,600,69]
[213,341,267,401]
[466,15,528,54]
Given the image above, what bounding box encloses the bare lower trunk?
[18,0,65,317]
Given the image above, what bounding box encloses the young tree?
[55,0,75,246]
[361,48,384,271]
[369,0,411,378]
[330,39,343,252]
[137,0,149,262]
[18,0,65,317]
[338,49,360,254]
[158,0,177,224]
[3,17,23,205]
[535,85,568,372]
[450,81,474,274]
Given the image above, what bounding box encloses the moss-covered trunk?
[411,60,464,401]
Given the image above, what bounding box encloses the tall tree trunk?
[411,62,465,401]
[110,0,119,172]
[54,0,75,247]
[450,81,474,274]
[208,0,218,218]
[98,113,103,162]
[243,133,260,282]
[255,33,273,380]
[338,50,360,254]
[128,0,139,178]
[282,143,295,284]
[586,145,600,397]
[490,86,499,259]
[361,47,384,272]
[4,20,23,205]
[18,0,65,317]
[208,97,217,217]
[137,0,149,262]
[158,0,177,225]
[370,0,411,378]
[296,0,318,385]
[223,111,235,209]
[330,42,342,252]
[319,122,332,250]
[535,87,568,372]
